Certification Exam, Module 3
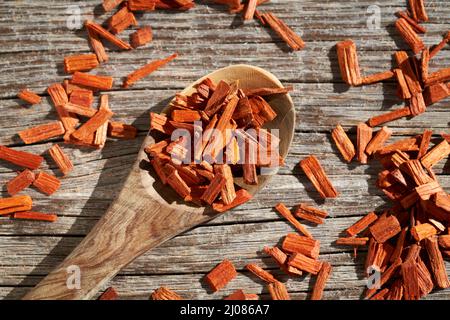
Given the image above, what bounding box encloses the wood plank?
[0,228,357,281]
[0,264,371,298]
[0,0,448,54]
[1,130,449,178]
[1,84,450,146]
[0,46,448,98]
[0,132,449,228]
[1,159,450,225]
[0,216,449,294]
[3,283,450,300]
[0,215,375,255]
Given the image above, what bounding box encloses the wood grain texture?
[0,0,449,299]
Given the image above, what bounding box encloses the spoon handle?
[23,159,213,300]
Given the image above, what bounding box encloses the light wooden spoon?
[24,64,295,300]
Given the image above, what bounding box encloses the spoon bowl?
[24,64,295,300]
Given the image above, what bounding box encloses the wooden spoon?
[23,64,295,300]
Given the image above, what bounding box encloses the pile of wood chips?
[325,0,450,300]
[332,123,450,299]
[145,77,291,210]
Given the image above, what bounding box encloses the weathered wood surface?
[0,0,449,299]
